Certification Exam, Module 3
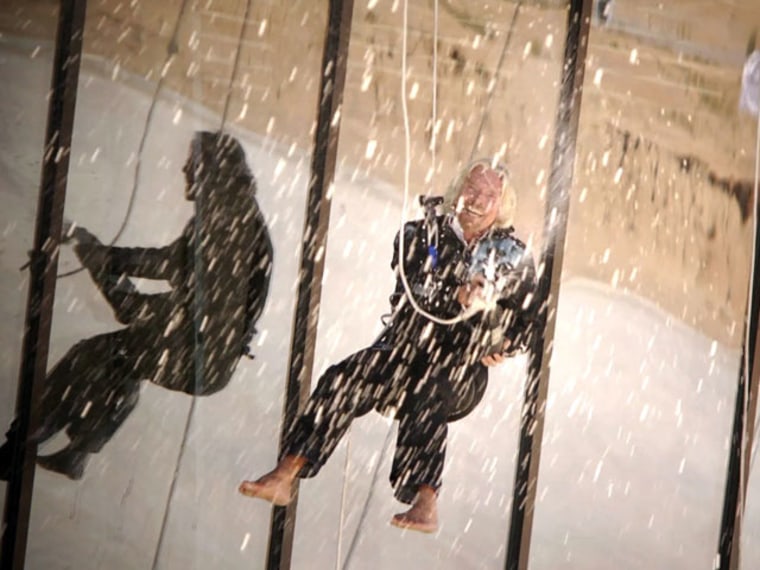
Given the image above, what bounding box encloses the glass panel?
[0,3,57,522]
[17,1,322,568]
[150,3,326,567]
[290,1,568,568]
[531,2,756,568]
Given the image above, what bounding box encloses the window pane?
[0,3,57,520]
[530,2,756,568]
[290,1,569,568]
[15,1,322,568]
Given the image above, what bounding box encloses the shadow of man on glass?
[0,131,273,481]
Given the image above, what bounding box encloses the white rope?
[398,0,478,326]
[430,0,438,188]
[335,4,451,563]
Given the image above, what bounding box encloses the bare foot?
[239,471,294,506]
[239,455,306,507]
[390,486,438,534]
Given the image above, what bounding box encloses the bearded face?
[454,165,504,238]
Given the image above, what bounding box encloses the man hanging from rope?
[239,159,537,534]
[0,131,273,481]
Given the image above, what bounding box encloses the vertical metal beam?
[0,0,87,568]
[505,1,591,569]
[266,0,354,568]
[717,133,760,569]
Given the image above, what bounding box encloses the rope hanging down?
[396,0,523,326]
[57,0,244,279]
[58,0,192,278]
[469,0,523,161]
[396,0,474,326]
[430,0,439,189]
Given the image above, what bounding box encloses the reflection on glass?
[0,5,57,515]
[10,0,757,568]
[3,1,322,568]
[531,2,757,568]
[30,132,272,482]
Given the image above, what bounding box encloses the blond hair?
[443,158,516,228]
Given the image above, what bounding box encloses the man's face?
[455,165,503,237]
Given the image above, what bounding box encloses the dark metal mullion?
[505,1,591,569]
[0,0,87,568]
[265,0,355,568]
[717,145,760,569]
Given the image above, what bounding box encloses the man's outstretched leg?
[0,336,103,481]
[0,331,121,481]
[238,455,306,506]
[33,330,146,480]
[23,334,115,479]
[239,347,391,505]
